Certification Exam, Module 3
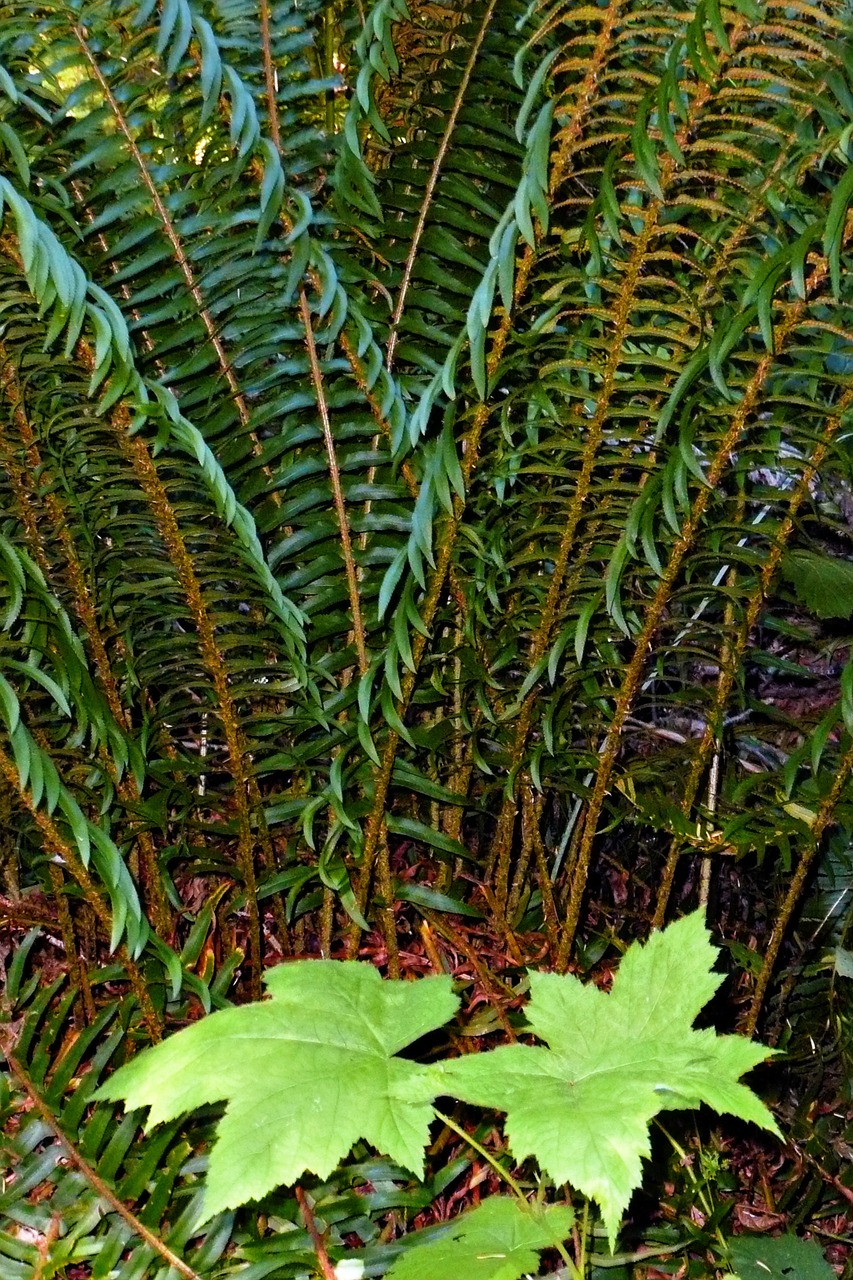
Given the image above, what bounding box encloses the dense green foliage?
[1,0,853,1273]
[98,958,462,1219]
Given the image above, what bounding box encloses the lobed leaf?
[96,961,459,1219]
[435,913,779,1247]
[384,1197,573,1280]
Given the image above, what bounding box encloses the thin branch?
[0,744,161,1040]
[0,348,172,938]
[492,11,786,921]
[258,0,281,152]
[112,423,265,998]
[486,0,703,904]
[557,264,828,967]
[432,1108,526,1202]
[743,732,853,1037]
[346,177,542,953]
[386,0,498,370]
[259,0,370,674]
[3,231,273,991]
[295,1186,337,1280]
[73,29,257,440]
[2,1048,203,1280]
[299,289,368,675]
[548,0,625,194]
[653,390,853,927]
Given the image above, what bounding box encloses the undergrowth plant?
[6,913,777,1277]
[2,0,853,1273]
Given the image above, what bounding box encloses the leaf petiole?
[431,1108,581,1280]
[432,1106,526,1201]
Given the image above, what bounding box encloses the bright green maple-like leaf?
[433,912,779,1248]
[96,961,458,1219]
[385,1197,573,1280]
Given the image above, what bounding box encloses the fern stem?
[535,826,561,963]
[48,861,96,1024]
[493,127,813,907]
[340,329,420,499]
[743,731,853,1037]
[486,0,739,900]
[490,206,661,906]
[299,289,368,674]
[652,398,852,928]
[108,415,264,998]
[295,1186,337,1280]
[73,29,257,442]
[0,353,173,937]
[323,2,336,134]
[386,0,498,370]
[0,442,50,581]
[506,783,537,922]
[258,0,282,152]
[347,237,537,953]
[256,17,386,956]
[2,1050,202,1280]
[487,462,636,904]
[548,0,626,194]
[432,1107,526,1201]
[557,276,826,966]
[0,744,161,1040]
[376,825,400,977]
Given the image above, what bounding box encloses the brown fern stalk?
[486,0,727,902]
[2,1048,201,1280]
[299,290,369,674]
[341,0,615,942]
[259,0,282,152]
[557,266,831,967]
[0,354,173,937]
[255,8,386,957]
[386,0,499,371]
[489,207,680,904]
[498,494,624,906]
[495,137,815,911]
[346,20,617,943]
[3,76,280,986]
[295,1186,337,1280]
[111,422,265,998]
[75,173,291,950]
[547,0,626,195]
[0,744,161,1040]
[490,6,812,913]
[652,389,853,929]
[743,729,853,1036]
[43,288,273,992]
[74,29,258,444]
[345,399,498,947]
[47,861,96,1024]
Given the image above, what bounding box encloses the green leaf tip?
[780,549,853,621]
